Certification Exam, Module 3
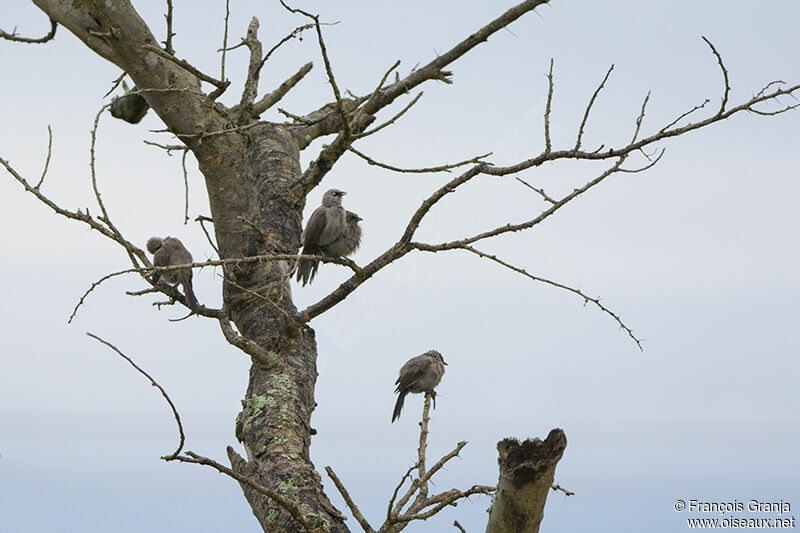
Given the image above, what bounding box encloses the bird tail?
[296,259,319,286]
[392,392,407,423]
[181,276,199,312]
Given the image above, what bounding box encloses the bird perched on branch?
[392,350,447,422]
[146,236,199,311]
[297,189,362,286]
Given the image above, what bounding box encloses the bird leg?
[427,390,437,410]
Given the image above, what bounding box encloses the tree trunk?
[485,429,567,533]
[30,1,347,531]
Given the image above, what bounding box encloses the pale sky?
[1,1,799,532]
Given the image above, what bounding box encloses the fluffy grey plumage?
[296,189,353,286]
[323,211,363,257]
[146,236,198,311]
[392,350,447,422]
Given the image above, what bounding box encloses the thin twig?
[143,140,188,153]
[103,72,127,99]
[163,0,175,55]
[544,58,554,153]
[460,244,642,350]
[171,450,313,530]
[86,333,185,460]
[220,0,230,81]
[658,98,710,134]
[0,18,57,43]
[515,176,555,204]
[34,125,53,189]
[257,23,316,74]
[702,36,730,114]
[386,463,418,523]
[279,1,350,136]
[356,92,423,139]
[182,149,190,224]
[217,314,273,366]
[325,466,375,532]
[195,215,220,256]
[90,103,142,271]
[238,17,264,119]
[349,146,491,174]
[352,60,402,127]
[575,64,614,150]
[251,62,313,116]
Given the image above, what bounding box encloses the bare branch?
[360,0,550,118]
[515,176,555,204]
[102,72,127,98]
[182,149,190,224]
[68,252,358,323]
[217,314,273,366]
[355,92,423,139]
[349,146,491,174]
[702,36,730,114]
[453,521,467,533]
[352,60,402,128]
[658,98,710,134]
[543,58,554,153]
[280,1,350,136]
[1,17,57,43]
[459,245,643,350]
[386,463,418,524]
[86,333,184,460]
[629,91,650,144]
[195,215,220,256]
[325,466,375,533]
[34,125,53,189]
[143,140,188,153]
[299,69,800,323]
[395,485,495,524]
[220,0,230,80]
[90,103,144,271]
[170,449,314,531]
[416,394,432,499]
[1,156,149,265]
[575,64,614,150]
[238,17,264,119]
[163,0,175,55]
[250,62,314,116]
[257,23,316,74]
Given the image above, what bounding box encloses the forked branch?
[298,44,800,352]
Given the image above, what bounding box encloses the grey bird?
[392,350,447,423]
[296,189,352,286]
[146,236,199,311]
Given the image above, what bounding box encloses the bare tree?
[3,1,799,531]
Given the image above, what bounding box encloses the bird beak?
[443,361,448,365]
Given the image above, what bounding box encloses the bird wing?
[302,206,328,254]
[395,356,428,393]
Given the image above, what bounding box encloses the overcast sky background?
[1,1,798,531]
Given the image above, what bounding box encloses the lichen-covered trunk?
[28,2,350,528]
[193,124,348,532]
